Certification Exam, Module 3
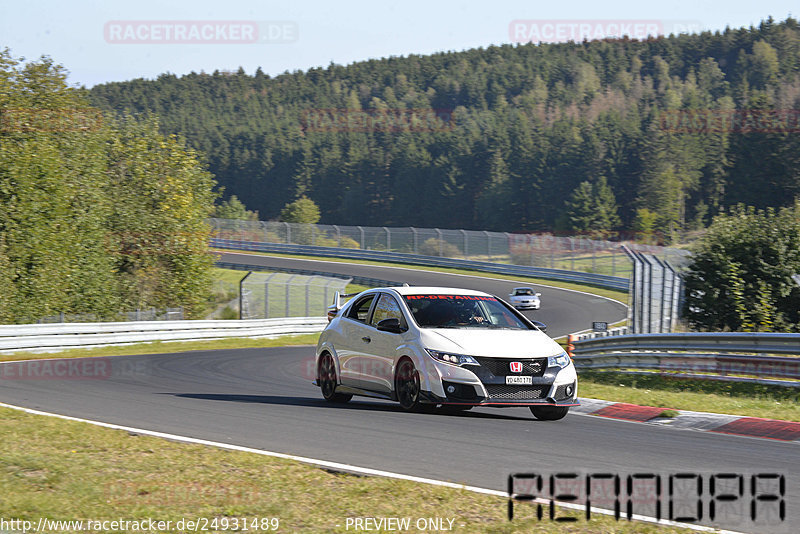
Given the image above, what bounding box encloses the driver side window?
[370,294,407,329]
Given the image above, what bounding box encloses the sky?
[0,0,796,88]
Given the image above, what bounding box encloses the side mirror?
[531,320,547,333]
[535,292,541,297]
[377,318,405,334]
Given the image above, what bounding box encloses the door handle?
[361,336,371,343]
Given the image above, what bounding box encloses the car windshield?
[514,289,534,296]
[403,294,531,329]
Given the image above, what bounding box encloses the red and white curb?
[574,398,800,442]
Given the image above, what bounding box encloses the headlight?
[548,352,571,369]
[426,349,479,366]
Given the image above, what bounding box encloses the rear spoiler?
[326,291,359,322]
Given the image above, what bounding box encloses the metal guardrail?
[211,238,630,291]
[214,261,400,289]
[571,332,800,386]
[0,317,329,354]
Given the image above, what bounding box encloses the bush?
[418,238,461,257]
[510,245,534,266]
[314,235,361,249]
[683,203,800,332]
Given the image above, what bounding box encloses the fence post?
[411,227,418,254]
[262,273,277,319]
[284,222,291,244]
[612,249,616,277]
[436,228,443,256]
[239,271,253,320]
[530,234,535,266]
[305,276,319,316]
[333,225,341,247]
[461,229,468,258]
[357,226,365,249]
[285,275,297,317]
[570,238,575,271]
[383,226,390,251]
[484,231,492,262]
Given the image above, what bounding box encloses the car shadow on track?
[167,393,534,421]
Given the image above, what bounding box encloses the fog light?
[447,385,456,394]
[565,385,574,396]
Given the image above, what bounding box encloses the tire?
[318,353,352,403]
[530,405,569,421]
[395,359,428,412]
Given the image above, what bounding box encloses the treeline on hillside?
[89,18,800,240]
[0,51,217,324]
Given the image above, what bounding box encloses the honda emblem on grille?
[510,361,522,373]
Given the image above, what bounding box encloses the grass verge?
[212,249,629,305]
[579,371,800,422]
[0,406,690,533]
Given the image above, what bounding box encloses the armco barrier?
[214,261,400,289]
[0,317,329,354]
[572,332,800,386]
[211,238,630,291]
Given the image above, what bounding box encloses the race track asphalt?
[1,256,794,533]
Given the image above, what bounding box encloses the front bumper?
[423,357,578,406]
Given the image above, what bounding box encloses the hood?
[419,328,563,359]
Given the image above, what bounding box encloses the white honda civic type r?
[314,286,578,420]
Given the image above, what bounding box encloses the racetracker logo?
[0,358,150,380]
[0,108,103,133]
[658,109,800,134]
[301,109,455,133]
[508,20,703,43]
[104,20,298,44]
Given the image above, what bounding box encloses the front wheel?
[395,359,429,412]
[530,405,569,421]
[318,353,352,403]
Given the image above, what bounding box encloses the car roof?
[383,286,493,297]
[512,287,534,291]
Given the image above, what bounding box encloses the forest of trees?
[88,18,800,241]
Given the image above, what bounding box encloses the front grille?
[473,357,546,377]
[485,384,548,400]
[554,382,576,401]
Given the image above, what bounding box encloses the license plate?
[506,375,532,385]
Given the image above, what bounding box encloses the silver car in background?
[508,287,541,310]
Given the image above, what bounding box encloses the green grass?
[213,249,629,305]
[579,371,800,421]
[0,406,691,533]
